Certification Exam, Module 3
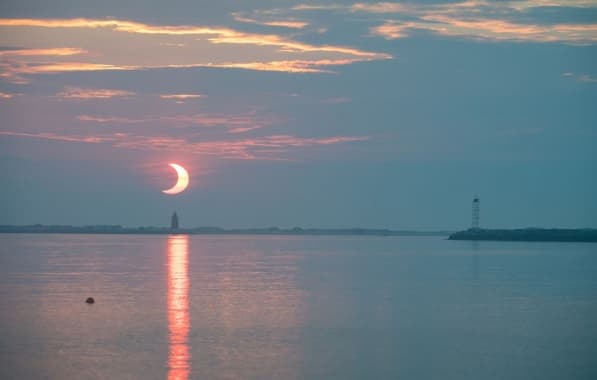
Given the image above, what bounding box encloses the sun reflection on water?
[167,235,190,380]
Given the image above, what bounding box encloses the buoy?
[86,297,95,304]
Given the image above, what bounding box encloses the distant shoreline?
[449,228,597,242]
[0,225,451,237]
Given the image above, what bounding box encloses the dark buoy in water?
[85,297,95,304]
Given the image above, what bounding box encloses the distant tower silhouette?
[472,196,480,229]
[171,212,179,230]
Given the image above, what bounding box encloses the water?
[1,234,596,379]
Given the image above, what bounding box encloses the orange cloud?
[370,21,415,39]
[208,58,374,73]
[0,17,390,82]
[18,62,129,73]
[0,48,86,56]
[0,18,228,34]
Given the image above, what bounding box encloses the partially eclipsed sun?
[162,163,189,195]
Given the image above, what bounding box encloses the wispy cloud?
[292,4,346,11]
[114,134,369,159]
[350,2,415,14]
[77,115,147,123]
[0,130,369,160]
[422,15,597,43]
[0,17,390,82]
[507,0,597,11]
[228,125,266,134]
[76,111,277,131]
[578,74,597,83]
[0,92,19,99]
[370,21,413,40]
[0,62,128,83]
[57,87,135,99]
[232,13,309,29]
[202,59,367,73]
[160,93,204,100]
[0,48,86,56]
[291,1,597,44]
[160,93,205,104]
[346,1,597,15]
[563,72,597,82]
[371,16,597,43]
[0,131,113,143]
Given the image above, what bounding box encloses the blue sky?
[0,0,595,230]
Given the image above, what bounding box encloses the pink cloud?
[57,87,135,99]
[0,131,114,143]
[159,94,205,100]
[228,126,266,134]
[0,130,369,160]
[0,92,19,99]
[76,111,278,131]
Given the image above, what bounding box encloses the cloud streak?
[0,130,368,160]
[0,48,86,56]
[160,94,204,99]
[232,13,309,29]
[0,131,113,143]
[0,92,18,99]
[292,1,597,43]
[0,17,390,82]
[57,87,135,99]
[563,72,597,83]
[578,74,597,83]
[76,111,276,130]
[371,16,597,43]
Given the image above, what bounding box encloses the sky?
[0,0,595,230]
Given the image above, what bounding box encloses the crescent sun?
[162,163,189,195]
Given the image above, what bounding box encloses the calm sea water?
[0,234,596,379]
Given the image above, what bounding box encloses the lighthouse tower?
[472,196,480,230]
[171,212,179,230]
